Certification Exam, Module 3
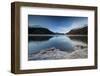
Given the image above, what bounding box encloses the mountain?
[67,26,88,35]
[28,27,54,34]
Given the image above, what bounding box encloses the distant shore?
[29,34,88,36]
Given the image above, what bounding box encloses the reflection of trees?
[28,36,53,41]
[68,36,88,43]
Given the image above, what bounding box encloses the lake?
[28,35,88,60]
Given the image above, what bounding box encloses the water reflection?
[29,36,52,41]
[28,35,87,55]
[69,36,88,43]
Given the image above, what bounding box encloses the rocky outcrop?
[28,45,87,60]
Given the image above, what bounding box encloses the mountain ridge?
[28,27,54,34]
[67,26,88,35]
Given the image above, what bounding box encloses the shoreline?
[28,44,88,60]
[29,34,88,36]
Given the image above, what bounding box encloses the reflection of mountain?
[67,26,88,35]
[29,36,53,41]
[68,36,87,43]
[28,27,54,34]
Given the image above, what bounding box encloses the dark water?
[28,35,87,55]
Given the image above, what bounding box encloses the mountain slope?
[28,27,54,34]
[67,26,88,35]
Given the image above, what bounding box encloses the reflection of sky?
[28,15,88,33]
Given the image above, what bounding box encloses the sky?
[28,15,88,33]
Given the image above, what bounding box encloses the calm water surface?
[28,35,87,55]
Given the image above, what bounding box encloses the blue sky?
[28,15,88,33]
